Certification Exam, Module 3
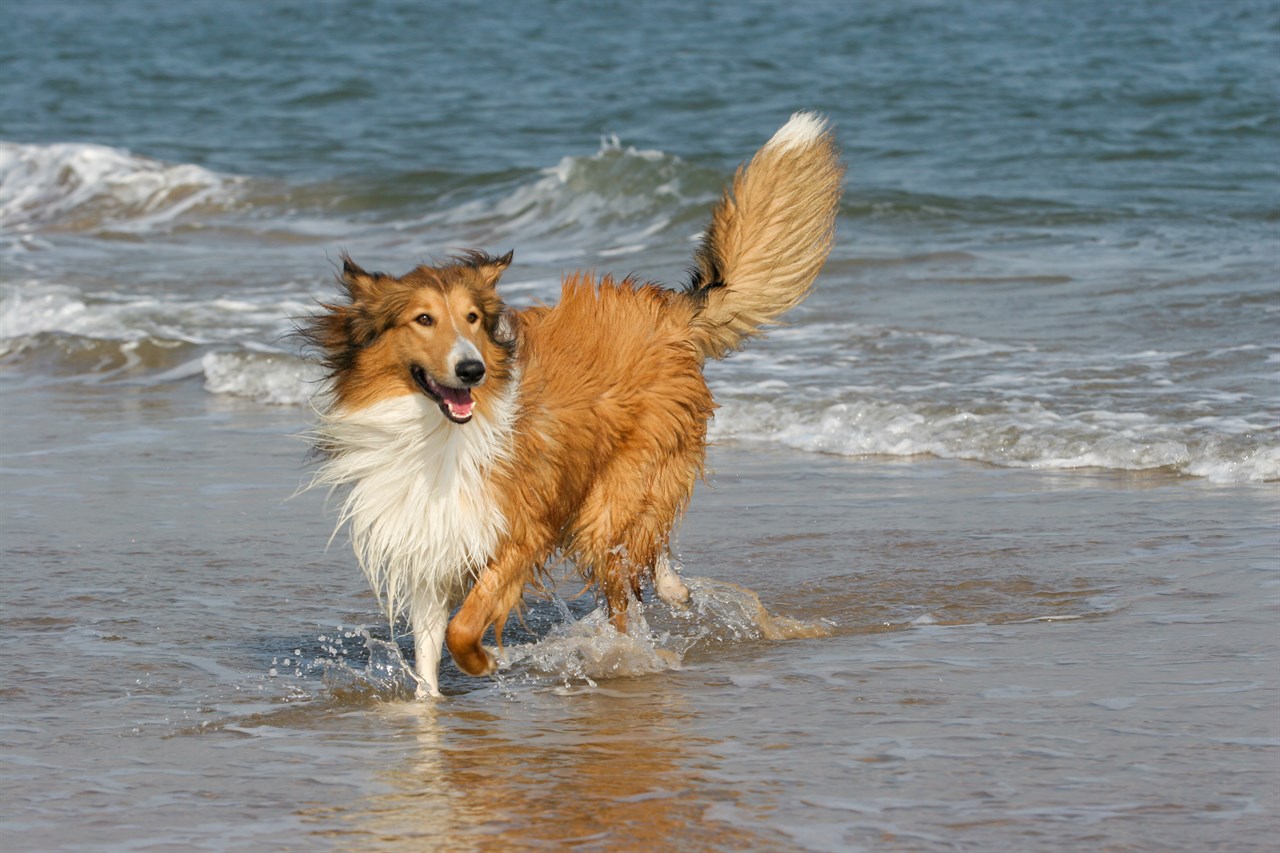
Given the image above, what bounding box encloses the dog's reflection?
[326,684,773,850]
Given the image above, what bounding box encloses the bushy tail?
[685,112,844,361]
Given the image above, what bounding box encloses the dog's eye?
[415,314,433,327]
[466,312,479,324]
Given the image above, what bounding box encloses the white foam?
[708,397,1280,484]
[0,281,313,345]
[0,141,241,232]
[201,351,324,406]
[0,284,90,339]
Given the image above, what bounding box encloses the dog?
[303,112,843,697]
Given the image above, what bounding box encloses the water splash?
[494,576,832,691]
[312,628,419,703]
[496,603,683,690]
[679,576,835,642]
[291,575,830,702]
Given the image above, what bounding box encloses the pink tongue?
[438,385,474,418]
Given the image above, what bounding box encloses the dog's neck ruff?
[311,383,518,625]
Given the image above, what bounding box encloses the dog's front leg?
[409,590,449,699]
[445,550,534,677]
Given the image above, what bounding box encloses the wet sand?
[1,381,1277,851]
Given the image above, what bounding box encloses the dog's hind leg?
[585,516,684,633]
[597,546,644,635]
[572,504,651,635]
[409,590,449,699]
[622,448,702,615]
[654,552,691,608]
[577,446,703,632]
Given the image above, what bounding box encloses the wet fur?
[303,113,844,696]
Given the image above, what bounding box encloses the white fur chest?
[311,389,516,622]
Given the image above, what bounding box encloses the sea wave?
[0,141,245,234]
[201,350,323,406]
[0,281,319,399]
[8,272,1271,481]
[191,348,1280,481]
[4,137,1273,486]
[0,137,725,259]
[0,282,310,345]
[708,396,1279,484]
[412,136,719,256]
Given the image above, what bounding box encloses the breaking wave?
[0,142,246,234]
[0,281,319,403]
[201,350,323,406]
[390,136,720,262]
[708,396,1279,484]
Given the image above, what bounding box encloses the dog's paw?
[449,642,496,677]
[466,649,497,677]
[657,580,692,609]
[655,559,692,609]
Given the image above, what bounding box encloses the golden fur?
[303,113,844,693]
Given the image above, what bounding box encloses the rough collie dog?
[304,113,843,697]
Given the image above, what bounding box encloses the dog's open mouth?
[411,366,474,424]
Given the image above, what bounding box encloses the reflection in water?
[295,580,825,849]
[239,495,1277,853]
[291,565,1124,848]
[320,686,777,851]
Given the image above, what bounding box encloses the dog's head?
[303,250,517,422]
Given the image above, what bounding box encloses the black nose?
[455,359,485,385]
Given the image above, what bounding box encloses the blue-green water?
[3,0,1276,479]
[2,2,1278,850]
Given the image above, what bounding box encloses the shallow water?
[2,382,1276,851]
[2,1,1278,849]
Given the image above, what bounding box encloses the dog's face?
[307,251,515,420]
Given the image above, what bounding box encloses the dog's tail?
[684,112,844,361]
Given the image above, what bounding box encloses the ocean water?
[2,1,1278,850]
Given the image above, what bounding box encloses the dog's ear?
[473,250,513,290]
[339,253,379,302]
[494,307,518,345]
